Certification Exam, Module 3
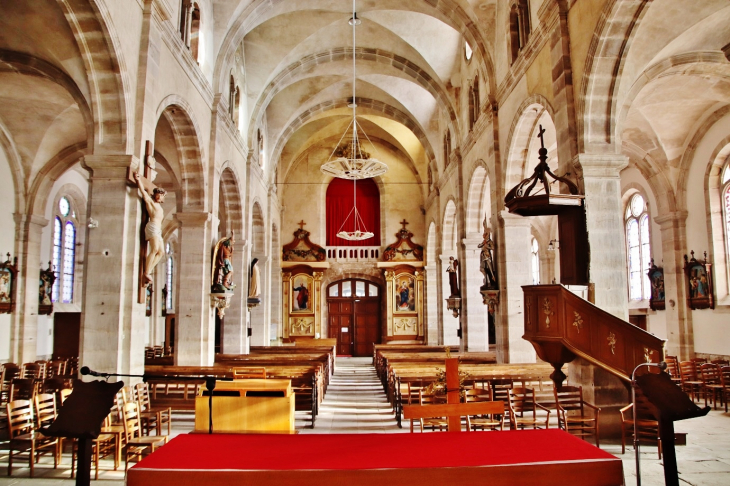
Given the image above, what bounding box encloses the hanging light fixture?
[323,0,383,242]
[319,1,388,181]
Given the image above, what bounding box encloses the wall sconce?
[547,239,559,251]
[88,218,99,229]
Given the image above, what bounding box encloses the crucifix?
[297,220,306,230]
[399,219,409,230]
[537,124,546,149]
[127,140,166,304]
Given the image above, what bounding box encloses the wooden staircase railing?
[522,285,665,386]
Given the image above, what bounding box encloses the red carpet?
[128,430,623,485]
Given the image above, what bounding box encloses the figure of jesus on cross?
[134,171,166,285]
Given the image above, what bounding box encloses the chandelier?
[323,0,383,242]
[319,2,387,182]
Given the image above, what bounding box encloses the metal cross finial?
[538,124,546,149]
[400,219,409,229]
[297,220,306,230]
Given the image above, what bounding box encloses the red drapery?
[326,178,380,246]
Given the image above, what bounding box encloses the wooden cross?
[126,140,159,304]
[400,219,409,230]
[297,220,307,230]
[538,124,546,149]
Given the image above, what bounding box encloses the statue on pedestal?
[212,234,235,292]
[478,225,498,290]
[446,256,460,297]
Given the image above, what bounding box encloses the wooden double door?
[327,279,381,357]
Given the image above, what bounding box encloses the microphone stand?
[630,361,667,486]
[81,367,232,435]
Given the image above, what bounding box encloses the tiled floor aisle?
[301,357,405,434]
[0,357,729,484]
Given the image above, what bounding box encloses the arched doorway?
[327,279,381,356]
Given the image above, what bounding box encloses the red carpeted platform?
[127,430,624,486]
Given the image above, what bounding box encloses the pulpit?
[194,379,295,433]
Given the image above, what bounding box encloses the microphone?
[80,366,101,377]
[658,361,668,371]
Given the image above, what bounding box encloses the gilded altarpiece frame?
[282,266,323,341]
[384,266,424,341]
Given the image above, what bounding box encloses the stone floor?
[0,357,727,484]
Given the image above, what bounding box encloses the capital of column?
[82,155,139,179]
[175,211,213,227]
[13,213,49,229]
[574,153,629,178]
[654,210,689,228]
[498,210,532,228]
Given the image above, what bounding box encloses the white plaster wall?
[0,147,15,361]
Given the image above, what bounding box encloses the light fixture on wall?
[547,239,559,251]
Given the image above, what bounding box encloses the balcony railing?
[326,246,380,263]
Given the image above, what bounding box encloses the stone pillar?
[497,211,535,363]
[249,256,268,346]
[424,265,439,345]
[577,154,629,320]
[462,235,488,351]
[80,155,145,378]
[655,211,692,359]
[222,241,246,354]
[175,211,214,366]
[439,255,460,346]
[11,214,48,363]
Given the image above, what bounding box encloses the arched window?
[228,75,240,128]
[443,130,451,167]
[722,164,730,262]
[509,0,531,64]
[625,194,651,300]
[179,1,201,63]
[165,243,174,311]
[464,41,473,61]
[469,76,480,130]
[190,3,201,62]
[52,196,77,304]
[531,238,540,285]
[258,129,265,167]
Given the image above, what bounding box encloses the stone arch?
[218,164,244,238]
[248,48,460,149]
[578,0,652,153]
[274,97,435,182]
[442,199,458,253]
[156,96,207,211]
[30,144,89,217]
[0,121,27,216]
[213,0,496,107]
[703,134,730,301]
[466,163,492,235]
[56,0,132,153]
[504,96,557,200]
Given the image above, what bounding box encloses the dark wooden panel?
[53,312,81,359]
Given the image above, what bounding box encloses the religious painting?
[38,264,55,315]
[0,255,17,314]
[647,260,665,311]
[684,251,714,310]
[291,274,313,313]
[393,273,416,313]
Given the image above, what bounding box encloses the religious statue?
[212,234,235,292]
[248,258,261,302]
[478,226,497,290]
[446,256,460,298]
[134,172,166,285]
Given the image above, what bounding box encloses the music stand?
[39,379,123,486]
[634,369,710,486]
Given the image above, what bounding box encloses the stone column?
[222,241,246,354]
[577,153,629,320]
[497,211,535,363]
[439,255,460,346]
[655,211,692,359]
[424,265,439,345]
[461,235,488,351]
[249,256,268,346]
[11,214,48,363]
[175,211,214,366]
[80,155,145,378]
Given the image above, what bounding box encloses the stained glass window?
[626,194,651,300]
[62,221,75,303]
[51,197,77,304]
[166,256,174,310]
[52,217,62,303]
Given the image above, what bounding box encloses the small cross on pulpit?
[400,219,409,230]
[298,220,307,230]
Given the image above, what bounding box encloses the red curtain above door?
[326,178,381,246]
